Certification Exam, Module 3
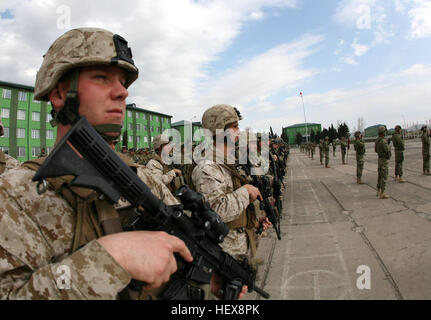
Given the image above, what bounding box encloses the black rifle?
[240,163,282,241]
[32,117,270,300]
[270,154,283,219]
[252,175,282,240]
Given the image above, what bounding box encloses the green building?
[0,81,173,161]
[117,103,172,151]
[0,81,56,162]
[364,124,386,138]
[170,120,203,144]
[282,123,322,145]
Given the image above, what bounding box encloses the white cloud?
[351,38,370,56]
[409,1,431,39]
[281,64,431,130]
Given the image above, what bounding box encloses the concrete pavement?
[246,139,431,300]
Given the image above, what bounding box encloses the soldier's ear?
[48,82,68,109]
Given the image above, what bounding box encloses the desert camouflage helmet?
[378,126,387,135]
[202,104,240,135]
[395,125,402,131]
[421,125,428,131]
[153,134,170,150]
[34,27,139,101]
[354,131,361,137]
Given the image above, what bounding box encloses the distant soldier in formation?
[38,147,47,158]
[375,126,391,199]
[421,125,431,176]
[392,125,406,182]
[310,142,315,160]
[353,131,365,184]
[319,138,324,165]
[323,136,330,168]
[0,121,19,175]
[340,137,347,164]
[146,134,183,193]
[332,140,337,157]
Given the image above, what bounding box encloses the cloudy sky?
[1,0,431,133]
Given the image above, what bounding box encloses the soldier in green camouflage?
[375,126,391,199]
[340,137,347,165]
[353,131,365,184]
[420,125,430,175]
[392,125,406,182]
[318,138,324,165]
[323,136,330,168]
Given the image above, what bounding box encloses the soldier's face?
[55,66,129,137]
[226,121,240,143]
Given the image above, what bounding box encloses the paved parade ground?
[246,138,431,300]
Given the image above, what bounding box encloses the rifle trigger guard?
[36,179,48,195]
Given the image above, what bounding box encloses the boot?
[376,189,381,197]
[424,171,431,176]
[379,192,390,199]
[357,178,364,184]
[394,175,399,182]
[398,177,406,183]
[325,165,331,168]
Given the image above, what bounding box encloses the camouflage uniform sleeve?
[136,165,179,206]
[192,163,249,223]
[0,240,131,300]
[146,159,176,186]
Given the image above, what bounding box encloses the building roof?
[171,120,202,127]
[0,80,35,92]
[365,124,386,130]
[126,103,172,118]
[283,123,321,129]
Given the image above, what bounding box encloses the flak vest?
[218,163,258,261]
[151,154,185,194]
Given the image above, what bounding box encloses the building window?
[31,129,40,139]
[136,124,141,131]
[144,137,148,143]
[128,110,132,118]
[1,108,9,118]
[128,123,133,130]
[18,91,27,102]
[32,112,40,122]
[17,147,25,157]
[128,136,133,143]
[150,126,153,132]
[17,110,26,120]
[2,127,9,138]
[32,147,41,157]
[0,146,9,154]
[16,128,25,138]
[155,127,159,133]
[143,126,147,131]
[46,112,53,123]
[136,136,141,144]
[47,130,54,139]
[2,89,11,99]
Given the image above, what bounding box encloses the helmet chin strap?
[50,69,122,144]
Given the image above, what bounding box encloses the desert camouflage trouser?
[341,149,346,163]
[423,150,430,172]
[320,151,323,164]
[377,158,389,192]
[395,151,404,177]
[325,151,329,166]
[356,156,364,178]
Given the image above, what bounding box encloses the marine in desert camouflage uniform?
[192,105,270,265]
[0,28,237,300]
